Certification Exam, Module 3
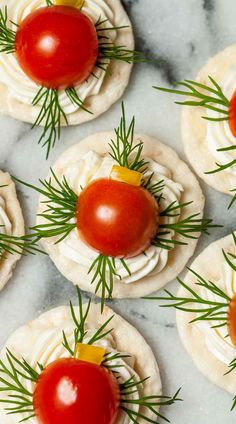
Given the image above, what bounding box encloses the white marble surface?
[0,0,236,422]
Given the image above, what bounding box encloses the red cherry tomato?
[15,6,98,89]
[33,358,120,424]
[228,91,236,138]
[228,294,236,347]
[76,178,159,258]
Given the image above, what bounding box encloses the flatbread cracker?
[177,234,236,394]
[0,303,161,423]
[0,171,24,290]
[182,44,236,195]
[37,133,205,298]
[0,0,134,126]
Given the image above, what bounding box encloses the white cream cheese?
[14,313,141,424]
[197,259,236,365]
[206,68,236,176]
[0,196,12,239]
[0,0,117,114]
[58,151,183,284]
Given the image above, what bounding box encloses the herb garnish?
[148,233,236,409]
[14,104,220,309]
[154,77,236,208]
[0,287,181,423]
[0,5,147,158]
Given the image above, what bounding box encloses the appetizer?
[0,170,25,289]
[153,233,236,409]
[0,287,181,423]
[155,45,236,208]
[0,0,141,158]
[15,105,219,306]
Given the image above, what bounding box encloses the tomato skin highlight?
[228,91,236,138]
[33,358,120,424]
[228,294,236,347]
[76,178,159,258]
[15,6,98,89]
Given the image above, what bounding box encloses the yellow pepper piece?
[75,343,105,365]
[110,165,143,187]
[55,0,84,8]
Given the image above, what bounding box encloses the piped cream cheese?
[0,196,12,238]
[197,259,236,365]
[6,310,141,424]
[58,151,183,285]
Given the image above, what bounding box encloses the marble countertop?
[0,0,235,422]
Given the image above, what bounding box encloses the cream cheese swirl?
[206,68,236,176]
[0,196,12,240]
[197,259,236,365]
[11,308,141,424]
[58,151,183,284]
[0,0,117,114]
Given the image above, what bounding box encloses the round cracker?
[0,171,24,290]
[182,44,236,196]
[0,0,134,126]
[177,233,236,395]
[0,303,161,424]
[36,133,205,298]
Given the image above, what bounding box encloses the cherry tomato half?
[229,91,236,138]
[76,178,159,258]
[15,6,98,89]
[33,358,120,424]
[228,294,236,347]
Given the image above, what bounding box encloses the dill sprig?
[102,352,131,370]
[98,43,147,67]
[0,7,16,54]
[0,287,181,422]
[147,233,236,327]
[120,376,182,423]
[13,170,77,243]
[154,76,229,122]
[207,155,236,207]
[65,87,91,114]
[0,233,43,258]
[148,268,230,327]
[154,77,236,209]
[62,286,114,356]
[88,254,131,312]
[152,201,221,251]
[32,86,90,159]
[109,103,148,172]
[32,87,68,160]
[0,349,42,422]
[142,173,165,205]
[222,233,236,272]
[206,148,236,179]
[229,189,236,209]
[95,17,147,70]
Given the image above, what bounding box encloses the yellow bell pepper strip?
[110,165,143,187]
[75,343,106,365]
[55,0,84,7]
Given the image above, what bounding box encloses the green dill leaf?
[13,170,77,243]
[0,7,16,54]
[88,253,131,312]
[109,102,148,172]
[120,376,182,423]
[32,87,68,159]
[146,267,230,326]
[154,76,229,120]
[0,349,42,422]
